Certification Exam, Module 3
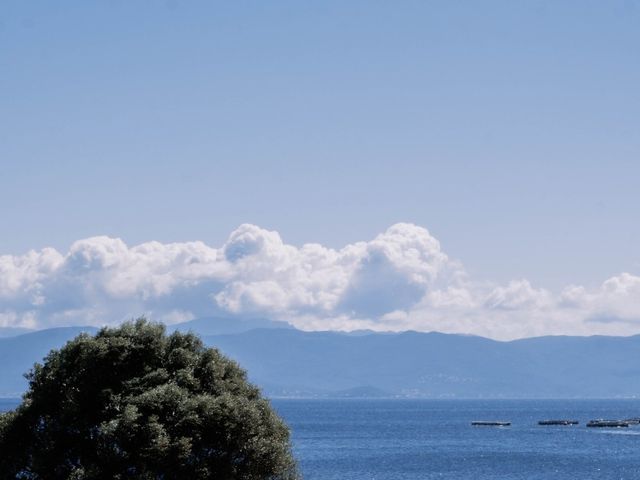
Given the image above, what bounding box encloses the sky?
[1,1,639,338]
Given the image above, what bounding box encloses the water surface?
[3,398,639,479]
[272,399,640,480]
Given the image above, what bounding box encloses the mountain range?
[1,318,639,398]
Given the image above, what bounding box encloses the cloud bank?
[1,223,639,339]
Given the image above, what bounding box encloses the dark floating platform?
[538,420,579,426]
[586,420,629,428]
[471,421,511,427]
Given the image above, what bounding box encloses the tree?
[0,319,299,480]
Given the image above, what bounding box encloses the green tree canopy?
[0,319,298,480]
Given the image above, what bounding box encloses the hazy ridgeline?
[1,317,639,399]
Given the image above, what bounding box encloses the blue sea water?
[3,398,640,479]
[271,399,640,480]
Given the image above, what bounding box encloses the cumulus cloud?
[0,223,639,339]
[484,280,553,311]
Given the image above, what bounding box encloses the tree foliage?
[0,319,299,480]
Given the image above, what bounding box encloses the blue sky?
[1,2,639,337]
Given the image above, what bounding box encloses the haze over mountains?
[1,317,639,399]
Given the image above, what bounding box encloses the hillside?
[1,321,639,398]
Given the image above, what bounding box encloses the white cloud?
[484,280,553,311]
[0,223,639,339]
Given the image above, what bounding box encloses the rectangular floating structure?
[471,421,511,426]
[538,420,579,426]
[586,420,629,428]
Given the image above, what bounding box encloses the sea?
[3,398,640,479]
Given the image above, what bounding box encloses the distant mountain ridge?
[0,327,36,339]
[205,329,640,398]
[168,316,293,336]
[0,317,290,397]
[1,319,639,398]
